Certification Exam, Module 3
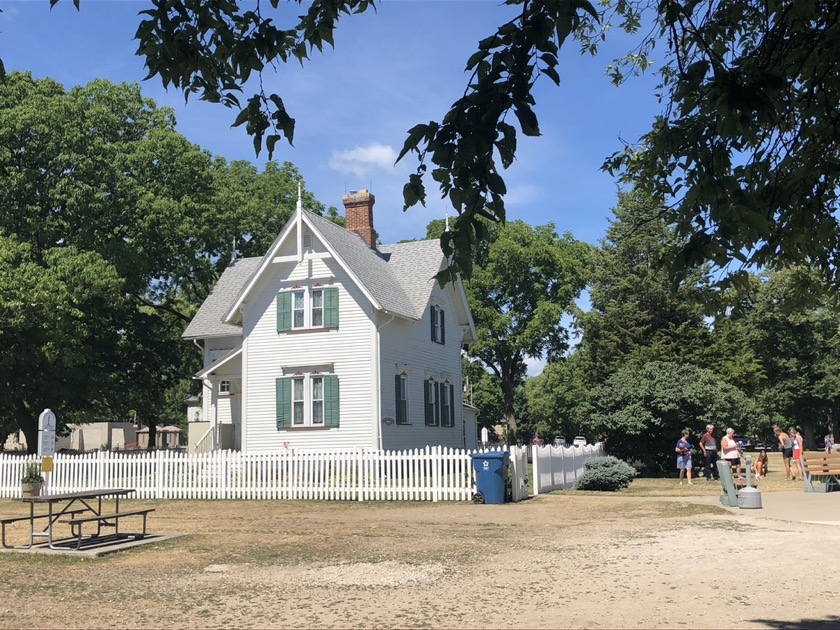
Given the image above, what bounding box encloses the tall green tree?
[580,361,755,473]
[745,268,840,443]
[0,72,325,451]
[523,355,587,443]
[24,0,838,289]
[575,189,712,387]
[462,220,593,444]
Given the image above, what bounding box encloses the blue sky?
[2,0,661,372]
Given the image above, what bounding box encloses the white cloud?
[329,143,398,178]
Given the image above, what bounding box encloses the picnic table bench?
[1,509,88,550]
[60,508,154,549]
[802,453,840,493]
[1,488,154,551]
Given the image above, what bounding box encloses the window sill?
[285,328,335,334]
[284,426,333,431]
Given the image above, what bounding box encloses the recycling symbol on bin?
[482,460,490,470]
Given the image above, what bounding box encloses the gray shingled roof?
[183,211,447,339]
[304,212,418,318]
[182,257,261,339]
[378,239,444,318]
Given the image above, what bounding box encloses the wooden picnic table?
[2,488,153,551]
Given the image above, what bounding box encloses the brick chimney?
[343,189,376,248]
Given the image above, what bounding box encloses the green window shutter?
[395,374,404,425]
[276,378,291,429]
[277,292,292,332]
[324,287,339,329]
[440,308,445,344]
[324,375,340,427]
[424,380,435,426]
[430,305,436,341]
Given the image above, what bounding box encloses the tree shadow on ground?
[748,616,840,629]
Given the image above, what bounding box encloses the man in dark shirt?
[699,424,719,481]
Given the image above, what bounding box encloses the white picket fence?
[531,442,605,494]
[0,443,603,501]
[0,446,536,502]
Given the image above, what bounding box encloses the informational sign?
[38,409,56,432]
[38,431,56,458]
[37,408,57,458]
[41,457,54,473]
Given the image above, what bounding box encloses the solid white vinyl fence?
[0,446,534,503]
[531,443,605,494]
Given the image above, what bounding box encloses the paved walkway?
[673,489,840,526]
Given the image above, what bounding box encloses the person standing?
[699,424,719,481]
[790,427,805,481]
[774,425,794,481]
[826,434,833,454]
[721,428,742,479]
[676,429,694,485]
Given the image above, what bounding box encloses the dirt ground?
[2,480,840,629]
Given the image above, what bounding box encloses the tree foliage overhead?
[604,1,840,288]
[25,0,833,289]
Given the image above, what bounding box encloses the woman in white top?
[721,428,741,479]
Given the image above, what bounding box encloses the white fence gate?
[0,446,534,503]
[531,443,605,494]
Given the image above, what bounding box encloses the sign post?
[38,409,57,490]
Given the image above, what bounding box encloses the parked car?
[572,436,587,447]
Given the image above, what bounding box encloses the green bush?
[573,456,637,492]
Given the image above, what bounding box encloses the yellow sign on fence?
[40,457,54,474]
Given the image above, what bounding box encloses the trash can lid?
[470,451,509,460]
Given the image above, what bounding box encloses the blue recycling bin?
[471,451,509,504]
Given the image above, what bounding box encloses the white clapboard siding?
[243,256,377,452]
[378,283,467,452]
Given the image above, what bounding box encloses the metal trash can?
[738,455,762,509]
[471,451,509,504]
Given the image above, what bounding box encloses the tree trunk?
[501,381,517,445]
[147,419,157,451]
[12,399,37,455]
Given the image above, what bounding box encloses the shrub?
[573,456,637,492]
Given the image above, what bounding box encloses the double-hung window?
[395,372,409,425]
[276,372,339,429]
[277,286,338,332]
[424,377,455,427]
[430,304,445,344]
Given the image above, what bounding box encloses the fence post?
[156,449,165,499]
[531,444,540,495]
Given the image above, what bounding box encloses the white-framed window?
[430,304,445,344]
[424,377,439,426]
[276,371,339,429]
[277,286,338,331]
[312,375,324,425]
[424,377,455,428]
[395,372,409,425]
[292,290,306,329]
[219,380,231,395]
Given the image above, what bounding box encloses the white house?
[183,190,479,454]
